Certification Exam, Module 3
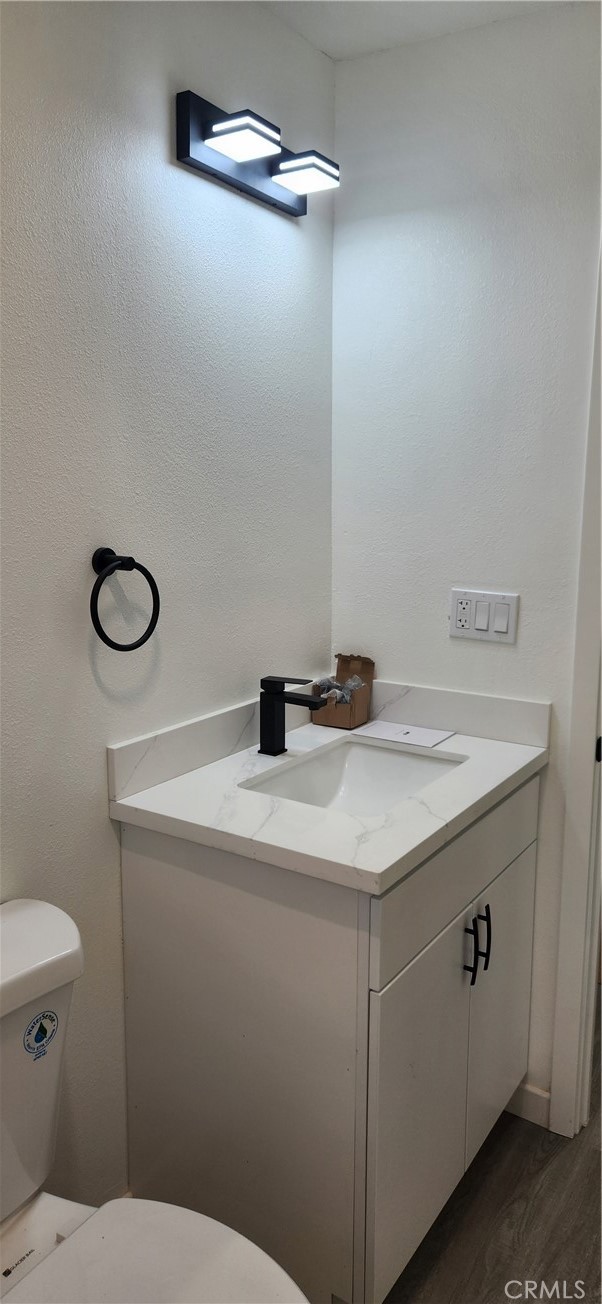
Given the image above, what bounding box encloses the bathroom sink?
[241,738,463,817]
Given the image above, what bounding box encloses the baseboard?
[506,1081,551,1128]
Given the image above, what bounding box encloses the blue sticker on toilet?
[23,1011,58,1060]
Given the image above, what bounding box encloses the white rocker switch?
[493,602,510,634]
[474,601,490,631]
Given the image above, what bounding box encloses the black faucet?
[258,676,328,756]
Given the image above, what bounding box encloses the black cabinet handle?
[477,904,492,970]
[464,917,480,986]
[464,906,492,986]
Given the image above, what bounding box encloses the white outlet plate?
[449,587,520,643]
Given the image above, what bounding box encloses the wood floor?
[385,1008,601,1304]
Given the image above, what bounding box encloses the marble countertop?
[111,722,547,895]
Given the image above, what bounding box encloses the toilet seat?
[5,1198,308,1303]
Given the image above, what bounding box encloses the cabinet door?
[466,843,536,1167]
[365,910,471,1304]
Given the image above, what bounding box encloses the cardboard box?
[312,653,375,730]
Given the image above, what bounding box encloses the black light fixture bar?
[176,91,307,218]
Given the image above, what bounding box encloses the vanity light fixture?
[272,151,340,195]
[204,111,281,163]
[176,91,339,217]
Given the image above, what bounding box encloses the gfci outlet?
[456,598,471,630]
[449,588,520,644]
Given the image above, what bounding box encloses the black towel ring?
[90,548,160,652]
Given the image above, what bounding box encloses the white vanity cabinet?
[465,845,536,1165]
[365,844,536,1303]
[121,775,539,1304]
[366,910,471,1304]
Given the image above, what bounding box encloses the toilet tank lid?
[0,900,84,1017]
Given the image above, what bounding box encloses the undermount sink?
[241,738,463,817]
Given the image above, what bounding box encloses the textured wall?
[1,1,334,1203]
[332,4,599,1091]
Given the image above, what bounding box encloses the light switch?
[475,601,490,631]
[493,602,510,634]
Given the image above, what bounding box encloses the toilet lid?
[5,1199,309,1304]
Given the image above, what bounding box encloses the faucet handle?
[260,676,312,694]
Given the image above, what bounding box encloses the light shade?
[272,151,340,195]
[204,112,281,163]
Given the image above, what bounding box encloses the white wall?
[1,1,334,1204]
[332,4,600,1092]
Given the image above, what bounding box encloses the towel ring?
[90,548,160,652]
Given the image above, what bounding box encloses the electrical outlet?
[456,599,471,630]
[449,588,520,643]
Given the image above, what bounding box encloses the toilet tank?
[0,901,84,1221]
